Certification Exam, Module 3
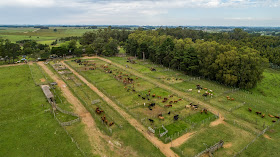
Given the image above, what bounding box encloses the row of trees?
[156,27,280,66]
[125,31,268,89]
[50,27,128,57]
[0,39,49,63]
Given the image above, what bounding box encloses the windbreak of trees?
[156,27,280,66]
[125,30,268,89]
[79,27,131,56]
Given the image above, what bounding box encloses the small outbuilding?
[40,85,54,104]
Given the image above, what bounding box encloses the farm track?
[167,132,196,148]
[37,62,111,156]
[0,63,26,68]
[63,61,180,157]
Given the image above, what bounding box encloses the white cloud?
[0,0,56,7]
[0,0,280,25]
[225,17,254,20]
[1,0,280,9]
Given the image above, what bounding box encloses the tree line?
[155,27,280,66]
[0,39,49,63]
[124,30,268,89]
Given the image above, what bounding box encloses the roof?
[40,85,54,99]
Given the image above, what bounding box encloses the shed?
[41,85,54,100]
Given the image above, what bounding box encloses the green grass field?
[0,27,96,44]
[0,65,93,156]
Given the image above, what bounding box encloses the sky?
[0,0,279,26]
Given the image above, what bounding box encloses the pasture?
[65,59,218,143]
[108,57,280,125]
[0,65,92,156]
[0,27,96,44]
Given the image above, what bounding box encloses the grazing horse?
[149,119,154,123]
[275,116,280,119]
[168,111,171,115]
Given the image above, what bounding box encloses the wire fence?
[28,62,86,157]
[233,119,280,157]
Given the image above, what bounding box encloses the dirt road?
[0,63,25,68]
[63,61,180,157]
[167,132,196,148]
[37,62,110,156]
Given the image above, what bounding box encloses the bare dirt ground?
[263,134,272,140]
[0,63,25,68]
[63,61,179,157]
[37,62,122,157]
[223,142,233,148]
[210,116,226,127]
[167,132,196,148]
[40,78,46,82]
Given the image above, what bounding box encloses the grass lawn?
[0,65,87,156]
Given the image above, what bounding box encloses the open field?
[0,64,93,156]
[0,27,96,44]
